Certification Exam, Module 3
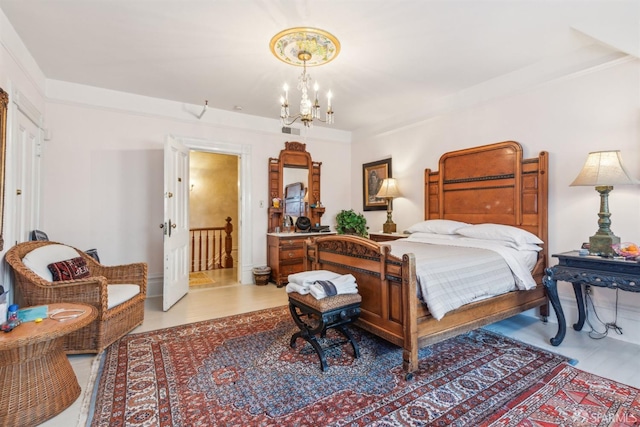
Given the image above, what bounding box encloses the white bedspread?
[386,236,538,320]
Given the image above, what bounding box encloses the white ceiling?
[0,0,635,132]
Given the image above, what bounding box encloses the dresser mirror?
[268,141,324,232]
[283,168,307,218]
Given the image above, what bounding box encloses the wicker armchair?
[5,241,147,354]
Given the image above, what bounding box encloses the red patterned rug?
[86,306,640,426]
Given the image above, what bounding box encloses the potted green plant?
[335,209,369,237]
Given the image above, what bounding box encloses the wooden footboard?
[304,234,420,374]
[304,234,548,377]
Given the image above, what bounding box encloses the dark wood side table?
[544,251,640,346]
[368,232,406,243]
[0,302,97,427]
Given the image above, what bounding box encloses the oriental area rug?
[85,306,640,426]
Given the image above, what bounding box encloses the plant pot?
[335,209,368,237]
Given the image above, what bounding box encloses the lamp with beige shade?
[376,178,401,233]
[570,150,639,255]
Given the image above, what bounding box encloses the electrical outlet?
[585,285,592,295]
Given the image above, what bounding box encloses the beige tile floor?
[39,280,640,427]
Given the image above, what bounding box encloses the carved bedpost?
[303,237,322,272]
[402,253,418,379]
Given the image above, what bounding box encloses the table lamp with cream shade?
[376,178,401,233]
[570,150,639,256]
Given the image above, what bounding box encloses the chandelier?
[270,27,340,127]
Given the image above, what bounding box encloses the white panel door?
[163,135,190,311]
[12,110,42,244]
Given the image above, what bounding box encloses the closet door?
[9,89,43,246]
[12,110,42,244]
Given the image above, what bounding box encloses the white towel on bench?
[309,274,358,299]
[286,270,342,294]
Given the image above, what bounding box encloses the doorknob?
[168,219,174,237]
[162,220,177,237]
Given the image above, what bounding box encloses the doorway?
[179,137,253,286]
[188,151,238,289]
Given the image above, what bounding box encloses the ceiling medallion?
[270,27,340,67]
[270,27,340,127]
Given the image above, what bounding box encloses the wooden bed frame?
[304,141,549,378]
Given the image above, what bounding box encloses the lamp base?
[383,203,396,234]
[589,233,620,256]
[383,222,396,234]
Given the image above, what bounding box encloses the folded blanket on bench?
[286,270,341,294]
[309,274,358,299]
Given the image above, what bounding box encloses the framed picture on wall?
[363,158,391,211]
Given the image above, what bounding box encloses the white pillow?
[456,223,544,246]
[407,232,463,240]
[405,219,469,235]
[22,244,82,281]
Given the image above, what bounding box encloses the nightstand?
[544,251,640,346]
[368,232,407,243]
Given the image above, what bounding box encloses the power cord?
[584,286,623,339]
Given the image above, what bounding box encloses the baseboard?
[147,273,163,298]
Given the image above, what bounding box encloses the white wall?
[352,57,640,344]
[0,6,353,298]
[41,90,351,294]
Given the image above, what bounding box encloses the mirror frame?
[268,141,323,232]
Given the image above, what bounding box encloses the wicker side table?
[0,302,97,427]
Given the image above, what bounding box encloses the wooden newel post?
[224,217,234,268]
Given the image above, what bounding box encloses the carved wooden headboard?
[424,141,549,259]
